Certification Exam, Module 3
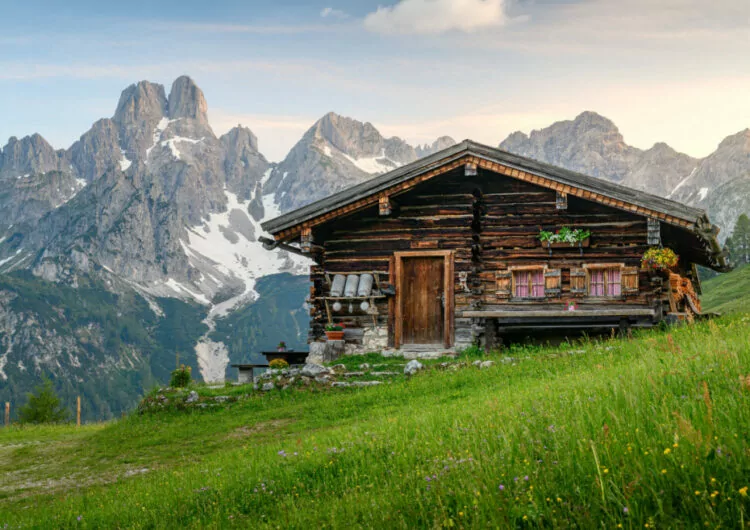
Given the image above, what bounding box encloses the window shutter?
[496,270,512,299]
[544,269,561,297]
[621,267,639,296]
[570,268,586,296]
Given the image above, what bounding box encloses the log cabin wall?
[307,167,672,350]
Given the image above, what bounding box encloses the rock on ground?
[301,363,333,378]
[404,360,424,376]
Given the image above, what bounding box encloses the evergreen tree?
[726,213,750,267]
[18,377,69,424]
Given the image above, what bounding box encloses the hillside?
[1,317,748,528]
[702,265,750,314]
[0,272,309,421]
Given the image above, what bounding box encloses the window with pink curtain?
[514,269,545,298]
[589,267,622,296]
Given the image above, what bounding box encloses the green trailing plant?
[170,365,192,388]
[18,377,69,425]
[269,358,290,370]
[325,324,344,332]
[641,247,679,271]
[538,227,591,246]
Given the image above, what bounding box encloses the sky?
[1,0,748,162]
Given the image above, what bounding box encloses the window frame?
[509,265,547,300]
[583,263,625,298]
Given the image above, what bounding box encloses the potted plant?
[325,324,345,341]
[276,341,287,352]
[641,247,679,272]
[538,227,591,255]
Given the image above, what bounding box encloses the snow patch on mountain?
[162,136,204,160]
[119,149,132,171]
[668,167,697,198]
[145,117,175,160]
[343,150,401,174]
[184,188,309,381]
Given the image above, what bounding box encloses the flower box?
[325,331,345,341]
[544,237,590,249]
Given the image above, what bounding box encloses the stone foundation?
[305,326,390,363]
[344,325,389,355]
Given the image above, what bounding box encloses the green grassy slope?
[702,265,750,314]
[1,317,749,528]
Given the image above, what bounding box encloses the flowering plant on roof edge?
[641,247,679,272]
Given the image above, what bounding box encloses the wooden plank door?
[401,256,445,344]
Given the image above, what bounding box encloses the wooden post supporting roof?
[647,218,661,246]
[378,195,392,216]
[300,227,313,253]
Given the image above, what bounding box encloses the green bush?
[18,377,69,425]
[169,365,192,388]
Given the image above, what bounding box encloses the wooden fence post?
[4,402,9,427]
[76,396,81,427]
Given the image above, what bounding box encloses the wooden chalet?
[260,140,729,353]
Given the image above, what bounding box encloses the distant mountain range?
[0,76,748,419]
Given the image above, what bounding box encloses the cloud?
[320,7,350,19]
[364,0,509,35]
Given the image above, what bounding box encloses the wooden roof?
[261,140,729,271]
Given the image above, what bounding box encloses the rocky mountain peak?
[69,118,122,183]
[113,81,168,161]
[267,112,456,211]
[500,110,638,182]
[0,133,62,177]
[311,112,385,159]
[572,111,620,133]
[168,76,209,125]
[716,128,750,150]
[220,125,259,153]
[416,136,457,157]
[113,81,168,128]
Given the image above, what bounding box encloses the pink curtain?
[515,271,529,298]
[531,270,545,298]
[607,268,622,296]
[590,269,605,296]
[515,270,545,298]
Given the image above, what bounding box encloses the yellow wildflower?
[739,486,748,497]
[663,448,671,455]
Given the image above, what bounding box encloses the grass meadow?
[1,315,749,528]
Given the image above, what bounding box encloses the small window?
[513,268,545,299]
[586,265,623,297]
